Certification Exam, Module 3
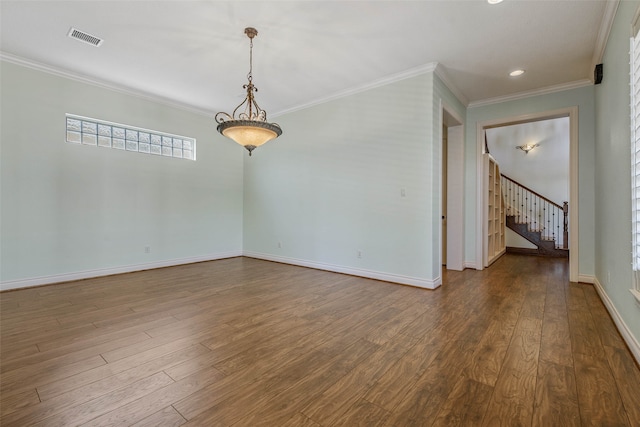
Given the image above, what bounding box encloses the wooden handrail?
[501,174,563,210]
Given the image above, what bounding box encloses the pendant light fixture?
[215,27,282,156]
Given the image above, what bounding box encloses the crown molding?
[272,62,439,117]
[591,0,620,75]
[468,79,593,108]
[3,51,444,120]
[0,51,214,118]
[2,50,595,119]
[434,63,469,107]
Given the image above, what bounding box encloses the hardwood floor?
[1,255,639,426]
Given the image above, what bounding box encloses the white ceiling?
[0,0,615,117]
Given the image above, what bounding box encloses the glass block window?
[65,114,196,161]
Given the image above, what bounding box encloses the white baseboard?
[464,261,479,270]
[243,251,441,290]
[0,251,242,291]
[593,277,640,365]
[578,274,596,284]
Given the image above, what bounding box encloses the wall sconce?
[516,143,539,154]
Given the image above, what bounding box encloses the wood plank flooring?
[1,255,639,426]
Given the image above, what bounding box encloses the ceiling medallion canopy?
[215,27,282,156]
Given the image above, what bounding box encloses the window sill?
[631,289,640,305]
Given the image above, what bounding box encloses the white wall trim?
[476,122,486,270]
[434,63,469,107]
[569,106,580,283]
[468,79,592,109]
[0,251,242,291]
[445,122,465,271]
[438,98,445,272]
[464,261,479,270]
[243,251,441,290]
[578,274,596,284]
[591,0,620,74]
[271,62,439,117]
[0,51,213,118]
[593,277,640,365]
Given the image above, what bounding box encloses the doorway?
[441,103,464,272]
[476,107,578,281]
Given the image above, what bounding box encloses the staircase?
[501,174,569,258]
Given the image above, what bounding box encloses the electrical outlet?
[607,270,611,286]
[357,250,362,259]
[401,188,406,197]
[278,241,282,249]
[145,246,151,254]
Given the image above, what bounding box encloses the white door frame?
[440,100,465,272]
[475,106,579,282]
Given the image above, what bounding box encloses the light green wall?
[466,86,596,275]
[243,73,442,284]
[594,0,640,345]
[0,61,244,285]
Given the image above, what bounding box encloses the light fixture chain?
[247,37,253,83]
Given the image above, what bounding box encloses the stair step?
[512,222,543,230]
[505,214,568,258]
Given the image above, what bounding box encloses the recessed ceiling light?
[510,69,525,77]
[488,0,504,4]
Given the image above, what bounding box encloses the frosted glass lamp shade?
[217,119,282,155]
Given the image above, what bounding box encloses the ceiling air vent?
[67,27,103,47]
